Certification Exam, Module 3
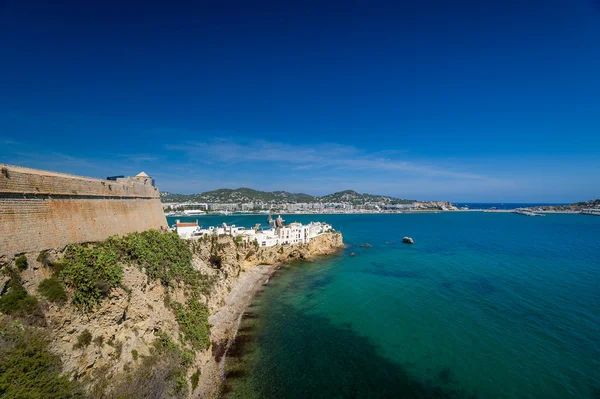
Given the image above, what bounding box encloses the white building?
[174,220,201,238]
[175,215,334,247]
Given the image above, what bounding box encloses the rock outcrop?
[1,231,343,398]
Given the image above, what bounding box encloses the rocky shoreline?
[193,231,345,398]
[0,230,343,398]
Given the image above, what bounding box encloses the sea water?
[168,213,600,398]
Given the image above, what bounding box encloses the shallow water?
[170,213,600,398]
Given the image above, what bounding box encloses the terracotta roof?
[176,222,198,227]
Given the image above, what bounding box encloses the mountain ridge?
[160,188,416,204]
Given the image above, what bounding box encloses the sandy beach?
[194,263,281,398]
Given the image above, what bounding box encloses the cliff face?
[0,231,343,398]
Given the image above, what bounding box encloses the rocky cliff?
[0,230,343,398]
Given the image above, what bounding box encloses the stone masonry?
[0,164,168,258]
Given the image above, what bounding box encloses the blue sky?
[1,0,599,202]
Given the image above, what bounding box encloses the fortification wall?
[0,165,168,258]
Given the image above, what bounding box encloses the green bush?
[60,244,123,311]
[0,321,84,398]
[171,299,211,350]
[0,280,44,326]
[38,277,67,304]
[14,255,28,271]
[131,349,138,361]
[58,230,212,311]
[74,329,92,349]
[103,230,193,286]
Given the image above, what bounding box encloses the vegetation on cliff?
[59,230,212,311]
[0,229,343,399]
[0,268,45,326]
[38,277,68,304]
[0,229,219,399]
[0,320,84,398]
[171,298,211,350]
[102,332,194,399]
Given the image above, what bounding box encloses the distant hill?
[571,198,600,208]
[534,198,600,211]
[160,188,415,205]
[319,190,414,205]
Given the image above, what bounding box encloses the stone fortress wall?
[0,164,168,258]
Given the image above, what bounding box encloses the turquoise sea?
[168,213,600,398]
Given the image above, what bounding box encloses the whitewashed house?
[174,220,201,238]
[178,215,334,247]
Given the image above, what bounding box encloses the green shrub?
[103,230,193,286]
[0,280,45,326]
[190,369,200,391]
[14,255,28,271]
[74,329,92,349]
[0,320,84,398]
[131,349,138,361]
[38,277,67,304]
[171,299,210,350]
[60,244,123,311]
[59,230,211,311]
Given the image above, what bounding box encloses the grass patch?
[171,299,211,351]
[0,320,84,398]
[38,277,67,304]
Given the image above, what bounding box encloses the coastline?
[167,209,590,217]
[193,232,345,398]
[195,263,281,398]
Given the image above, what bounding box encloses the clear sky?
[1,0,599,202]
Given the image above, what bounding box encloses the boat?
[402,237,414,244]
[183,209,207,216]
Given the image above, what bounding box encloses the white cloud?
[166,138,494,181]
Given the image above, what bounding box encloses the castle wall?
[0,165,168,257]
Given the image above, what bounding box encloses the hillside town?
[174,214,335,247]
[162,188,456,215]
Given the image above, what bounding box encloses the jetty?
[513,209,545,216]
